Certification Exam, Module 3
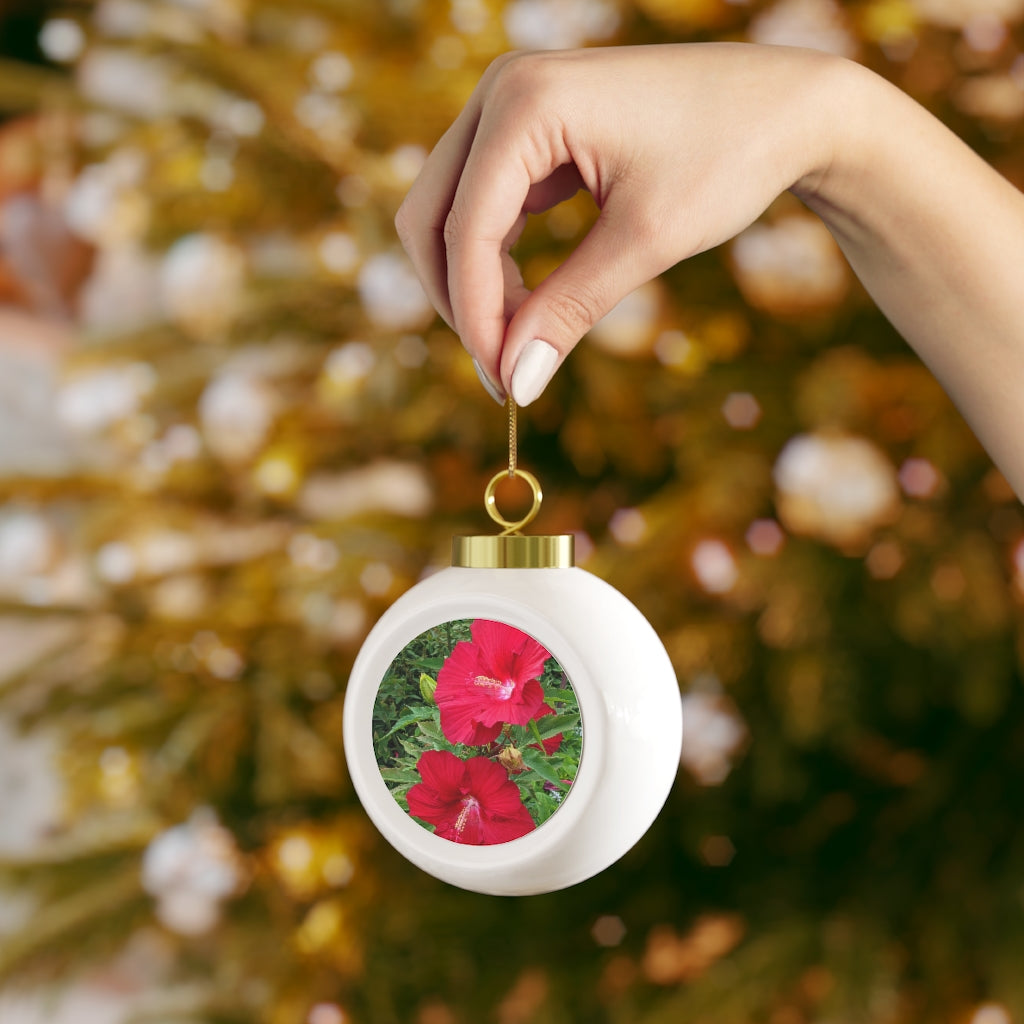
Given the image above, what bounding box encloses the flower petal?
[406,781,457,825]
[436,638,480,693]
[495,679,546,727]
[463,757,530,818]
[471,619,548,686]
[431,797,484,845]
[437,699,504,746]
[479,805,535,844]
[412,749,465,800]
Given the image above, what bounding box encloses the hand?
[395,43,845,405]
[397,42,1024,499]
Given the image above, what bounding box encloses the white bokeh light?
[773,432,900,547]
[39,18,86,63]
[691,539,740,594]
[357,253,434,331]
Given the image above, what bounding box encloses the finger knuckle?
[489,51,538,90]
[546,285,604,337]
[394,199,416,251]
[442,204,469,250]
[486,52,558,118]
[487,50,542,88]
[482,50,525,82]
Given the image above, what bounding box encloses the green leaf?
[528,718,546,748]
[381,706,435,739]
[412,656,444,671]
[507,724,528,747]
[379,768,421,784]
[544,686,578,710]
[416,718,446,743]
[535,714,578,739]
[399,736,424,757]
[519,747,568,789]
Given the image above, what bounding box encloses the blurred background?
[1,0,1023,1022]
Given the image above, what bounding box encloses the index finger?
[445,94,569,384]
[394,55,520,331]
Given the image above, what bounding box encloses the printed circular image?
[371,618,583,846]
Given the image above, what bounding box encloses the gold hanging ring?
[484,468,542,535]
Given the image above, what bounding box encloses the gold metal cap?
[456,460,572,568]
[451,533,575,569]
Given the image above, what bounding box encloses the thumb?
[500,209,656,406]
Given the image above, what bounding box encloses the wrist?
[788,54,878,214]
[790,56,953,256]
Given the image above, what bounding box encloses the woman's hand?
[396,42,1024,499]
[396,43,844,404]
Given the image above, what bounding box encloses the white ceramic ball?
[343,565,682,896]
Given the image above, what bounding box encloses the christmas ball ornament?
[344,402,682,895]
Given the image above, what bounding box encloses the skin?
[395,43,1024,499]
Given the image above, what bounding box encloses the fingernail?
[511,339,559,407]
[472,358,506,405]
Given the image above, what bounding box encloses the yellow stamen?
[474,675,515,699]
[454,796,479,837]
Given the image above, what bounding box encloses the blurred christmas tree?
[1,0,1023,1022]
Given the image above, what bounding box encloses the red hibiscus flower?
[406,750,535,845]
[435,619,549,745]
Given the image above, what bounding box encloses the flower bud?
[498,745,525,774]
[418,673,437,703]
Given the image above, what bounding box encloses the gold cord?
[507,396,517,478]
[480,397,541,535]
[459,398,573,565]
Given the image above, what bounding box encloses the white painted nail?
[472,358,506,405]
[510,339,559,407]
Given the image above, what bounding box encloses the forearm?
[795,60,1024,497]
